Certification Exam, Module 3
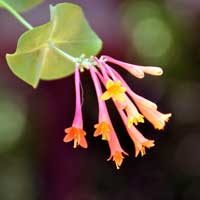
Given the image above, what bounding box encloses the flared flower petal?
[134,139,155,157]
[94,122,112,140]
[64,127,88,148]
[107,151,126,170]
[101,91,112,101]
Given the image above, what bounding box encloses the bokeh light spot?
[125,1,161,21]
[132,17,173,59]
[0,95,27,152]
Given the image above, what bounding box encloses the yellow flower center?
[101,80,126,101]
[127,114,144,128]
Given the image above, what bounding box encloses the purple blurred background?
[1,0,200,199]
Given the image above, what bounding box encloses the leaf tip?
[32,83,38,89]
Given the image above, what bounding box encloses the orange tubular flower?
[63,65,88,149]
[128,127,155,157]
[137,106,172,130]
[107,129,128,169]
[90,66,113,141]
[117,107,155,157]
[90,67,127,169]
[123,95,144,128]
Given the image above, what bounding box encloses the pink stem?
[93,57,110,81]
[102,62,117,81]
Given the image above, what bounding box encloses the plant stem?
[48,42,77,63]
[0,0,33,30]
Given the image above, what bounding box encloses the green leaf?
[0,0,43,12]
[6,3,103,88]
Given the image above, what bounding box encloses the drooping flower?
[90,66,112,141]
[63,65,88,148]
[123,95,144,128]
[137,106,172,130]
[116,106,155,157]
[90,66,127,168]
[63,54,171,169]
[102,55,163,78]
[107,129,128,169]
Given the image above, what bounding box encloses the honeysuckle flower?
[90,66,128,169]
[107,129,128,169]
[116,106,155,157]
[62,53,171,169]
[64,65,88,149]
[123,95,144,128]
[138,105,172,130]
[90,66,112,141]
[102,55,163,78]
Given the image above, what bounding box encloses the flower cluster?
[63,55,172,169]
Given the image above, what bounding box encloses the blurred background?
[0,0,200,199]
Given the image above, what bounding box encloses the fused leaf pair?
[6,3,102,88]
